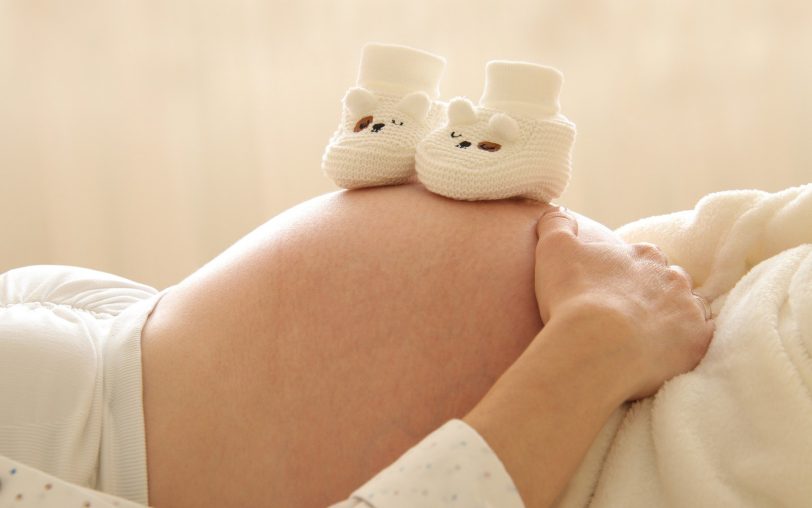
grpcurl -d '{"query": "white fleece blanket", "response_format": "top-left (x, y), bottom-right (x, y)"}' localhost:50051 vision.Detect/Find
top-left (555, 183), bottom-right (812, 508)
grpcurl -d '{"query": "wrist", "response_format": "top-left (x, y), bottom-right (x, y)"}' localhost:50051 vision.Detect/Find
top-left (517, 311), bottom-right (633, 415)
top-left (543, 299), bottom-right (645, 401)
top-left (463, 316), bottom-right (630, 507)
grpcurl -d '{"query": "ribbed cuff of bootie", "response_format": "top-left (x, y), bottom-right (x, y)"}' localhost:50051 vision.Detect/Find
top-left (357, 42), bottom-right (446, 99)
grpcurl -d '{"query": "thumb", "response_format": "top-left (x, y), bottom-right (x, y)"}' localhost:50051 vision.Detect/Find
top-left (536, 206), bottom-right (579, 245)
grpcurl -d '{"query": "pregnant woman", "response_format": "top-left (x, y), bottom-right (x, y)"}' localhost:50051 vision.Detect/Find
top-left (0, 43), bottom-right (713, 508)
top-left (0, 182), bottom-right (713, 508)
top-left (137, 182), bottom-right (714, 507)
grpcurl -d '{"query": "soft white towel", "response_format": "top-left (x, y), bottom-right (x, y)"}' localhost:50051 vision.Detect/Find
top-left (554, 184), bottom-right (812, 508)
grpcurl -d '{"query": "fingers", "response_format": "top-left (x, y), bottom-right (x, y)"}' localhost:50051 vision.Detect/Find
top-left (666, 263), bottom-right (710, 321)
top-left (691, 313), bottom-right (716, 365)
top-left (668, 264), bottom-right (694, 288)
top-left (665, 264), bottom-right (710, 321)
top-left (692, 291), bottom-right (713, 321)
top-left (631, 242), bottom-right (696, 294)
top-left (632, 241), bottom-right (710, 323)
top-left (633, 242), bottom-right (669, 265)
top-left (536, 207), bottom-right (579, 247)
top-left (705, 318), bottom-right (716, 338)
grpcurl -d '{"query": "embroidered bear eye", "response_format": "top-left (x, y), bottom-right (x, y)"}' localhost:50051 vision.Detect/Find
top-left (477, 141), bottom-right (501, 152)
top-left (450, 131), bottom-right (462, 138)
top-left (354, 116), bottom-right (373, 132)
top-left (391, 119), bottom-right (404, 126)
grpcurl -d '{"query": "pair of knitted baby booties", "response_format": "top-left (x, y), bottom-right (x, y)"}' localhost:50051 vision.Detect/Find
top-left (321, 43), bottom-right (576, 203)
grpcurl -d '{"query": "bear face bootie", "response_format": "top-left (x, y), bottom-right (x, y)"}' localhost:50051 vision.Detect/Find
top-left (415, 61), bottom-right (576, 202)
top-left (322, 43), bottom-right (447, 189)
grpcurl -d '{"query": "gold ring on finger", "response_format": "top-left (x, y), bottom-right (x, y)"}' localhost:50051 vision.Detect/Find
top-left (692, 292), bottom-right (712, 320)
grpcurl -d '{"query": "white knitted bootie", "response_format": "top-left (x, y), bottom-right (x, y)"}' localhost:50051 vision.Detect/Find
top-left (415, 61), bottom-right (576, 202)
top-left (322, 43), bottom-right (447, 189)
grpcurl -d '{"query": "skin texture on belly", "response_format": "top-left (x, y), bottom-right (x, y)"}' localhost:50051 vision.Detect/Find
top-left (139, 183), bottom-right (620, 507)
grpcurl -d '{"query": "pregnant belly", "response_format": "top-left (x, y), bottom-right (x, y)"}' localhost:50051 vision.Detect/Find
top-left (139, 182), bottom-right (620, 507)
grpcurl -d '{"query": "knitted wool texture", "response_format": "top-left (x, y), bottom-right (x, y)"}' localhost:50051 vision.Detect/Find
top-left (415, 105), bottom-right (575, 202)
top-left (322, 43), bottom-right (446, 189)
top-left (416, 61), bottom-right (576, 202)
top-left (322, 93), bottom-right (446, 188)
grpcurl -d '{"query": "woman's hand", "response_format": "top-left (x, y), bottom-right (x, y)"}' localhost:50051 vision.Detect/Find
top-left (463, 207), bottom-right (715, 508)
top-left (533, 207), bottom-right (714, 401)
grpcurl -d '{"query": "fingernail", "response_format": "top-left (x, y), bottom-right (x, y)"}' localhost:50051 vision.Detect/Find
top-left (542, 205), bottom-right (569, 218)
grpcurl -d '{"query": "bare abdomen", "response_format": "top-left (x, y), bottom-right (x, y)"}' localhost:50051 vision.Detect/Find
top-left (140, 183), bottom-right (619, 507)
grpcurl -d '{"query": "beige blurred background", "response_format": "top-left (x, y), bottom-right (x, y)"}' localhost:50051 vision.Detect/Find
top-left (1, 1), bottom-right (810, 289)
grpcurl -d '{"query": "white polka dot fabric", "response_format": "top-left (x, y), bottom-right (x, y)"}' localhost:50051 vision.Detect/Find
top-left (334, 419), bottom-right (525, 508)
top-left (0, 455), bottom-right (144, 507)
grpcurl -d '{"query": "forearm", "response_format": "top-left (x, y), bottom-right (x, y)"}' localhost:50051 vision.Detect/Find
top-left (463, 313), bottom-right (630, 508)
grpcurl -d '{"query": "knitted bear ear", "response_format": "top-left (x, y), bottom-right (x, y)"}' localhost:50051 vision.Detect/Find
top-left (488, 113), bottom-right (520, 142)
top-left (343, 87), bottom-right (378, 117)
top-left (447, 97), bottom-right (478, 126)
top-left (395, 91), bottom-right (431, 121)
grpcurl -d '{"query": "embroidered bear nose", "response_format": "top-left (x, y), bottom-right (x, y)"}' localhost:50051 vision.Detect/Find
top-left (456, 140), bottom-right (472, 149)
top-left (477, 141), bottom-right (501, 152)
top-left (371, 123), bottom-right (385, 133)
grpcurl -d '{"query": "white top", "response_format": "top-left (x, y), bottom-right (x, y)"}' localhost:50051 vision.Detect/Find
top-left (0, 265), bottom-right (165, 505)
top-left (0, 420), bottom-right (524, 507)
top-left (334, 419), bottom-right (525, 508)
